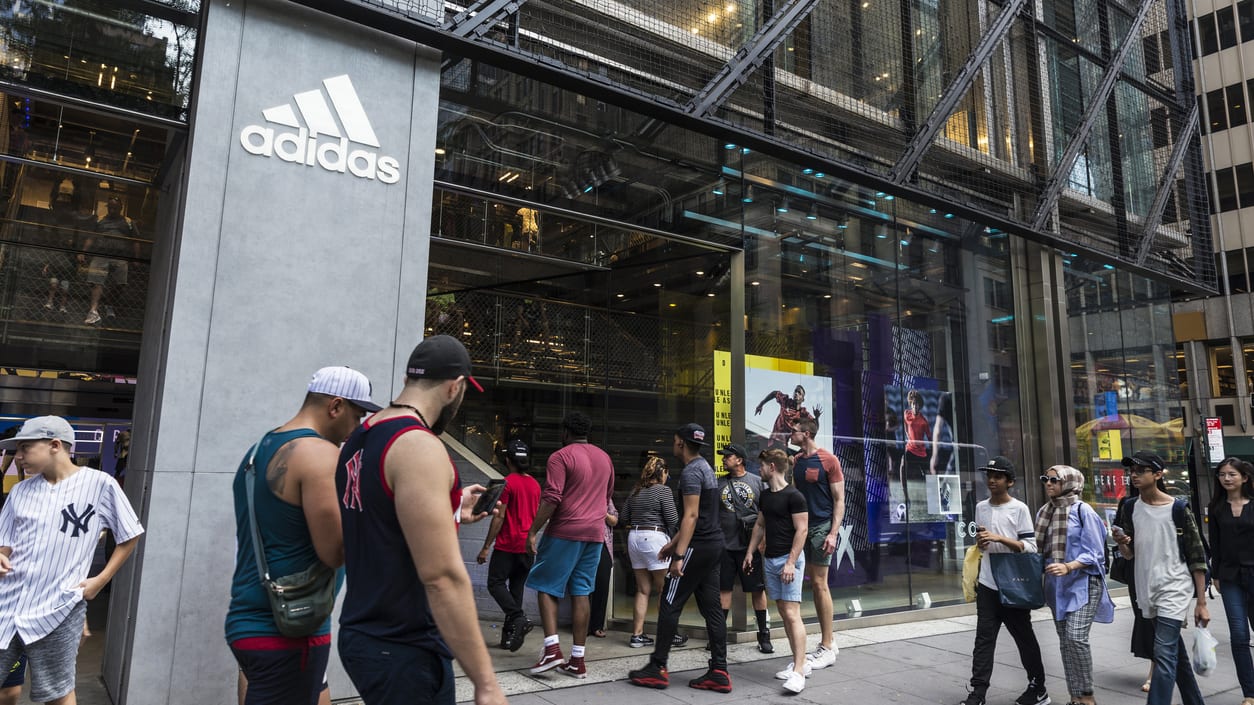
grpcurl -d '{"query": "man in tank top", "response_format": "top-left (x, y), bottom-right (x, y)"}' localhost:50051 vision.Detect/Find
top-left (226, 366), bottom-right (380, 705)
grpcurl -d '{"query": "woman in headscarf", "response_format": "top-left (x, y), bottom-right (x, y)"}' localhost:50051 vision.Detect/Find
top-left (1036, 464), bottom-right (1115, 705)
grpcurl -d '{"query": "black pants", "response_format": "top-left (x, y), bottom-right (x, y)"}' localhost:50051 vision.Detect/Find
top-left (589, 546), bottom-right (612, 632)
top-left (970, 583), bottom-right (1045, 696)
top-left (487, 549), bottom-right (532, 622)
top-left (652, 544), bottom-right (726, 668)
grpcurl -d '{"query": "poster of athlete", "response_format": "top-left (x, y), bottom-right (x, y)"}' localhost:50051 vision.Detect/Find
top-left (745, 367), bottom-right (833, 455)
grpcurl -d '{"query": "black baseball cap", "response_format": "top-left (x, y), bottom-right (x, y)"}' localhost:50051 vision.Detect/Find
top-left (497, 439), bottom-right (530, 468)
top-left (405, 335), bottom-right (483, 392)
top-left (979, 455), bottom-right (1016, 480)
top-left (1122, 451), bottom-right (1165, 472)
top-left (718, 443), bottom-right (747, 459)
top-left (675, 423), bottom-right (710, 447)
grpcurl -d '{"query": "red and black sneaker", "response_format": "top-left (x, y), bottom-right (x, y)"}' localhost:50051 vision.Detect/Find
top-left (688, 667), bottom-right (733, 693)
top-left (529, 645), bottom-right (564, 674)
top-left (628, 661), bottom-right (669, 689)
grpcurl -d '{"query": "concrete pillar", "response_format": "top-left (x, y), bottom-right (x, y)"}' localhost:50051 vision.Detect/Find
top-left (102, 1), bottom-right (442, 702)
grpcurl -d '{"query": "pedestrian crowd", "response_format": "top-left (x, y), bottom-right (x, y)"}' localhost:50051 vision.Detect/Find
top-left (0, 333), bottom-right (1248, 705)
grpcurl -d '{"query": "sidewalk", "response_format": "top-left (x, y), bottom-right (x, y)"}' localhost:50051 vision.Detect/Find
top-left (454, 595), bottom-right (1247, 705)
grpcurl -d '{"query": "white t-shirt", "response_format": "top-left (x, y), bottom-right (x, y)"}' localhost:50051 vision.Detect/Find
top-left (1132, 500), bottom-right (1194, 620)
top-left (975, 497), bottom-right (1037, 589)
top-left (0, 468), bottom-right (144, 643)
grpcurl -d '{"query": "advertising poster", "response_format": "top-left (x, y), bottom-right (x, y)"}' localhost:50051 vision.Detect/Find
top-left (884, 384), bottom-right (956, 525)
top-left (713, 352), bottom-right (833, 457)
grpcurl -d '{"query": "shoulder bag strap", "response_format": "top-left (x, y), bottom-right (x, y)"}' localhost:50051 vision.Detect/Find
top-left (726, 477), bottom-right (755, 518)
top-left (245, 436), bottom-right (272, 583)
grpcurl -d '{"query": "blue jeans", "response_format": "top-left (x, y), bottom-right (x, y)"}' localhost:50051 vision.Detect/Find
top-left (1221, 578), bottom-right (1254, 697)
top-left (1148, 616), bottom-right (1205, 705)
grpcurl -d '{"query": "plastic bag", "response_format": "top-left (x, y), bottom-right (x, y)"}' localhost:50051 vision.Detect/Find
top-left (962, 545), bottom-right (981, 603)
top-left (1192, 626), bottom-right (1218, 677)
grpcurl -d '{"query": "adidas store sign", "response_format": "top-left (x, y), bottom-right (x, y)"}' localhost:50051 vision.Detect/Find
top-left (239, 75), bottom-right (401, 184)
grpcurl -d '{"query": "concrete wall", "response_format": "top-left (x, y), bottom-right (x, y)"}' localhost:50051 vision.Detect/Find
top-left (104, 1), bottom-right (442, 702)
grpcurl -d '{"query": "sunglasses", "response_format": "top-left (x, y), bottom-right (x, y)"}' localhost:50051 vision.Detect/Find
top-left (1039, 475), bottom-right (1062, 484)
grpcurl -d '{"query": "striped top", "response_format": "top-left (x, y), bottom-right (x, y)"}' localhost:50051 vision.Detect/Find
top-left (620, 484), bottom-right (678, 535)
top-left (0, 468), bottom-right (144, 643)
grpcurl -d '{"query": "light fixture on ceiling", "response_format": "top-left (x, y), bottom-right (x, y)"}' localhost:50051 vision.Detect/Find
top-left (742, 185), bottom-right (755, 203)
top-left (806, 203), bottom-right (818, 220)
top-left (712, 177), bottom-right (727, 195)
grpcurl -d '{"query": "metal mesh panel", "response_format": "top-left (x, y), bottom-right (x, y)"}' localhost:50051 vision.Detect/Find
top-left (339, 0), bottom-right (1216, 291)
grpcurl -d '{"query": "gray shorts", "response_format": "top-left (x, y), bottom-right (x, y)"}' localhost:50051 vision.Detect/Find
top-left (0, 600), bottom-right (86, 701)
top-left (85, 256), bottom-right (127, 285)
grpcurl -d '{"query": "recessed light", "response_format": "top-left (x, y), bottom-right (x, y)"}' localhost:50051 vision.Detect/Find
top-left (653, 283), bottom-right (662, 287)
top-left (751, 281), bottom-right (760, 286)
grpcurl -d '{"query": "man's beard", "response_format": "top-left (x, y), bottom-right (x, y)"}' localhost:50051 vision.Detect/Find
top-left (429, 389), bottom-right (465, 435)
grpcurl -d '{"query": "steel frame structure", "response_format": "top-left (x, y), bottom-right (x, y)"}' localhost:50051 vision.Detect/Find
top-left (292, 0), bottom-right (1215, 293)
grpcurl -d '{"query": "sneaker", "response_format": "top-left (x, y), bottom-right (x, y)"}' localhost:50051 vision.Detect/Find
top-left (104, 306), bottom-right (116, 318)
top-left (84, 311), bottom-right (101, 324)
top-left (775, 663), bottom-right (812, 680)
top-left (499, 624), bottom-right (513, 649)
top-left (1013, 685), bottom-right (1049, 705)
top-left (671, 633), bottom-right (689, 647)
top-left (557, 657), bottom-right (586, 679)
top-left (628, 662), bottom-right (669, 689)
top-left (629, 633), bottom-right (654, 648)
top-left (529, 645), bottom-right (564, 674)
top-left (506, 617), bottom-right (533, 652)
top-left (782, 671), bottom-right (806, 694)
top-left (959, 694), bottom-right (986, 705)
top-left (757, 629), bottom-right (775, 654)
top-left (43, 302), bottom-right (52, 310)
top-left (806, 643), bottom-right (837, 669)
top-left (688, 667), bottom-right (732, 693)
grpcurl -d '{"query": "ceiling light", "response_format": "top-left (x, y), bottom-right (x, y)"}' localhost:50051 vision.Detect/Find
top-left (824, 294), bottom-right (832, 298)
top-left (742, 185), bottom-right (755, 203)
top-left (653, 282), bottom-right (662, 287)
top-left (751, 281), bottom-right (761, 286)
top-left (712, 177), bottom-right (727, 195)
top-left (806, 204), bottom-right (818, 220)
top-left (777, 198), bottom-right (790, 213)
top-left (616, 293), bottom-right (625, 298)
top-left (696, 270), bottom-right (705, 275)
top-left (669, 302), bottom-right (678, 307)
top-left (707, 12), bottom-right (718, 22)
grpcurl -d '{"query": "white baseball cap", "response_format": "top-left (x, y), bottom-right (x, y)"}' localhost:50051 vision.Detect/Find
top-left (0, 416), bottom-right (76, 450)
top-left (307, 366), bottom-right (382, 412)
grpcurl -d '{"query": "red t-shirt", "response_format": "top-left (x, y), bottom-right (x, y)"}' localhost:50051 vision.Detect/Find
top-left (495, 473), bottom-right (540, 553)
top-left (903, 409), bottom-right (929, 457)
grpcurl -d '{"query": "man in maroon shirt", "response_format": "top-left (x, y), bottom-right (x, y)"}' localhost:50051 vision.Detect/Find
top-left (525, 412), bottom-right (615, 679)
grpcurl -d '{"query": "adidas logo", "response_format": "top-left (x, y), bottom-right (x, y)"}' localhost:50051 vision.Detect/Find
top-left (239, 74), bottom-right (401, 184)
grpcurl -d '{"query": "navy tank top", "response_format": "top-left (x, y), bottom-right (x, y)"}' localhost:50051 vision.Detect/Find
top-left (336, 414), bottom-right (461, 655)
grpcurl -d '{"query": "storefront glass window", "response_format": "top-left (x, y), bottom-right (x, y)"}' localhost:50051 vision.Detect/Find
top-left (0, 2), bottom-right (198, 120)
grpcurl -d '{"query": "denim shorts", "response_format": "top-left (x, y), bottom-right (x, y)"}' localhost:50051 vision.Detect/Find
top-left (526, 535), bottom-right (602, 598)
top-left (764, 554), bottom-right (805, 602)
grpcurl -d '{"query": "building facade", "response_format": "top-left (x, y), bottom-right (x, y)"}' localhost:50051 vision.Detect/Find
top-left (0, 0), bottom-right (1212, 702)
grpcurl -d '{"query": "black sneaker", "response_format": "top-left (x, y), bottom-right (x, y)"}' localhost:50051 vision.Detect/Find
top-left (1014, 685), bottom-right (1049, 705)
top-left (671, 633), bottom-right (689, 647)
top-left (506, 617), bottom-right (533, 652)
top-left (628, 662), bottom-right (669, 689)
top-left (499, 623), bottom-right (513, 649)
top-left (959, 694), bottom-right (985, 705)
top-left (629, 633), bottom-right (654, 648)
top-left (688, 667), bottom-right (732, 693)
top-left (757, 629), bottom-right (775, 654)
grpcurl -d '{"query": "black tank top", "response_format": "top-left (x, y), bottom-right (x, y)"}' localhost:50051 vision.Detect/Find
top-left (336, 414), bottom-right (461, 654)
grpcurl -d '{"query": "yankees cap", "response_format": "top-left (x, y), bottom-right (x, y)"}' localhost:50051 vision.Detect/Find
top-left (0, 416), bottom-right (76, 450)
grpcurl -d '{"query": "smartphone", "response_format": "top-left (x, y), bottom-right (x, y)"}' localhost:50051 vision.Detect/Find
top-left (472, 480), bottom-right (506, 516)
top-left (1111, 525), bottom-right (1126, 538)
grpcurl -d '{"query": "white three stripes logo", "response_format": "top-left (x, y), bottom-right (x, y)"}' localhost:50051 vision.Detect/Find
top-left (261, 75), bottom-right (380, 147)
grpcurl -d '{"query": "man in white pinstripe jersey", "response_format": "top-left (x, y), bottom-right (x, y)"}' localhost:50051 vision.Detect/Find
top-left (0, 416), bottom-right (144, 705)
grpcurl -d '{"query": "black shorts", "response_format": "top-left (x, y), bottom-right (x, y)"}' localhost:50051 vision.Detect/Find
top-left (230, 635), bottom-right (330, 705)
top-left (1, 654), bottom-right (25, 689)
top-left (720, 548), bottom-right (764, 592)
top-left (340, 629), bottom-right (454, 705)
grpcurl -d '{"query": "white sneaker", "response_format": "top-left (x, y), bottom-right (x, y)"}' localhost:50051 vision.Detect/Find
top-left (806, 644), bottom-right (837, 669)
top-left (782, 671), bottom-right (806, 694)
top-left (775, 663), bottom-right (812, 680)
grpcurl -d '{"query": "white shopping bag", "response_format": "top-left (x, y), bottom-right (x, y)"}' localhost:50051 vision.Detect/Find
top-left (1192, 626), bottom-right (1218, 677)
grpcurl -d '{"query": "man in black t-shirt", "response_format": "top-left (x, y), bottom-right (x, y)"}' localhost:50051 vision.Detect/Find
top-left (629, 424), bottom-right (731, 693)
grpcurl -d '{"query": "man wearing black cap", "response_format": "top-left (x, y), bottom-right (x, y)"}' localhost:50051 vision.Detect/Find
top-left (716, 443), bottom-right (772, 653)
top-left (335, 335), bottom-right (505, 705)
top-left (1113, 451), bottom-right (1209, 705)
top-left (478, 439), bottom-right (541, 652)
top-left (629, 423), bottom-right (731, 693)
top-left (959, 456), bottom-right (1048, 705)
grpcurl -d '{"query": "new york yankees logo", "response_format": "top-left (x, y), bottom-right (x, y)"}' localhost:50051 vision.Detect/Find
top-left (60, 502), bottom-right (96, 537)
top-left (342, 449), bottom-right (364, 511)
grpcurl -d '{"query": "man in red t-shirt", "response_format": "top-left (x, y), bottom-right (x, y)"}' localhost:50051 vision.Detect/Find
top-left (477, 439), bottom-right (541, 652)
